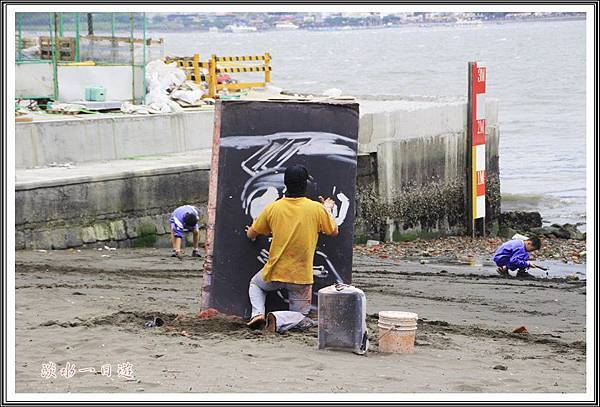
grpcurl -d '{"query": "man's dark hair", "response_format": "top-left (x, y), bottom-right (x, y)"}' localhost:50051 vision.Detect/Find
top-left (284, 165), bottom-right (311, 198)
top-left (529, 236), bottom-right (541, 250)
top-left (183, 212), bottom-right (198, 228)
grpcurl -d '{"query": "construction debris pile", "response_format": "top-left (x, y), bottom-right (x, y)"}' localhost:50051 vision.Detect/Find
top-left (121, 59), bottom-right (213, 115)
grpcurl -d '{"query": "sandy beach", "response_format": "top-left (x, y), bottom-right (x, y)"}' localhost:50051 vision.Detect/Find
top-left (14, 237), bottom-right (586, 394)
top-left (10, 8), bottom-right (591, 401)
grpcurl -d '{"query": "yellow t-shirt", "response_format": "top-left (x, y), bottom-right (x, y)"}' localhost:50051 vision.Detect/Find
top-left (251, 197), bottom-right (337, 285)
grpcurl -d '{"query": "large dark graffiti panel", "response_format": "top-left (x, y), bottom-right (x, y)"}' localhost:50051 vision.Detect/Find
top-left (203, 100), bottom-right (359, 317)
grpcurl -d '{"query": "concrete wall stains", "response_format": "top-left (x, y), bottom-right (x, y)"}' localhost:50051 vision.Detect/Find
top-left (15, 167), bottom-right (209, 250)
top-left (15, 97), bottom-right (501, 249)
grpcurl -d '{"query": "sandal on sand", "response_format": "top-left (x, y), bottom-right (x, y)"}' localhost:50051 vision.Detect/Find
top-left (247, 314), bottom-right (266, 330)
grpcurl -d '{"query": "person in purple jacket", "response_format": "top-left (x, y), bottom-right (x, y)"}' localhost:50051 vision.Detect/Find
top-left (493, 236), bottom-right (541, 278)
top-left (169, 205), bottom-right (202, 258)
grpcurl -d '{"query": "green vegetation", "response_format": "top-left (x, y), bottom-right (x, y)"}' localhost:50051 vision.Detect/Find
top-left (135, 222), bottom-right (157, 247)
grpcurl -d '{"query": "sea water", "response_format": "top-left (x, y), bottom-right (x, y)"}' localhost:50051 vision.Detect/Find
top-left (158, 19), bottom-right (587, 225)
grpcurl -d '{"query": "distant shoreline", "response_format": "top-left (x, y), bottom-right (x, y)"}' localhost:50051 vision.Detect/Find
top-left (18, 15), bottom-right (585, 36)
top-left (151, 15), bottom-right (587, 34)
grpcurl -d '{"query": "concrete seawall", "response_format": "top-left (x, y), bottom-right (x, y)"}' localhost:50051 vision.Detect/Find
top-left (354, 97), bottom-right (499, 241)
top-left (15, 97), bottom-right (500, 249)
top-left (16, 151), bottom-right (211, 250)
top-left (16, 110), bottom-right (214, 168)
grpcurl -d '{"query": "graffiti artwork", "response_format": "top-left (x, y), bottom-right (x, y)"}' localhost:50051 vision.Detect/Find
top-left (203, 100), bottom-right (359, 317)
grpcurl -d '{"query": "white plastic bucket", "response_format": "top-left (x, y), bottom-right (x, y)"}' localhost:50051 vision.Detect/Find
top-left (378, 311), bottom-right (418, 353)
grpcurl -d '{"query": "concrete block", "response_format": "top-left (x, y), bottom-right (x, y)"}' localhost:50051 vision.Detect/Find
top-left (57, 65), bottom-right (144, 103)
top-left (364, 102), bottom-right (469, 153)
top-left (15, 230), bottom-right (30, 250)
top-left (64, 229), bottom-right (83, 248)
top-left (358, 112), bottom-right (373, 147)
top-left (116, 116), bottom-right (177, 158)
top-left (124, 218), bottom-right (140, 239)
top-left (49, 229), bottom-right (68, 250)
top-left (31, 229), bottom-right (67, 250)
top-left (197, 205), bottom-right (208, 227)
top-left (34, 231), bottom-right (53, 250)
top-left (50, 229), bottom-right (67, 250)
top-left (153, 215), bottom-right (166, 235)
top-left (16, 110), bottom-right (214, 168)
top-left (16, 63), bottom-right (54, 102)
top-left (81, 227), bottom-right (97, 244)
top-left (109, 220), bottom-right (127, 241)
top-left (138, 217), bottom-right (157, 234)
top-left (162, 214), bottom-right (172, 235)
top-left (370, 111), bottom-right (392, 147)
top-left (24, 232), bottom-right (36, 250)
top-left (181, 111), bottom-right (215, 150)
top-left (37, 119), bottom-right (116, 166)
top-left (155, 235), bottom-right (172, 248)
top-left (94, 223), bottom-right (111, 241)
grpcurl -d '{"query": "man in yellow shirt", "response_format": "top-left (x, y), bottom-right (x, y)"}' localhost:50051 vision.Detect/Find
top-left (245, 165), bottom-right (339, 329)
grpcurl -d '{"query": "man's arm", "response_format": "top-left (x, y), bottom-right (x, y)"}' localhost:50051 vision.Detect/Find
top-left (327, 221), bottom-right (339, 237)
top-left (245, 206), bottom-right (271, 241)
top-left (319, 196), bottom-right (339, 237)
top-left (245, 225), bottom-right (260, 241)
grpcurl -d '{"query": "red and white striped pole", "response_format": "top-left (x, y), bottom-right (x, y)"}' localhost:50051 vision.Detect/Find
top-left (468, 61), bottom-right (486, 237)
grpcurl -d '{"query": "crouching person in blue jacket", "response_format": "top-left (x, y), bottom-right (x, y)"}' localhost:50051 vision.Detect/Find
top-left (493, 236), bottom-right (541, 279)
top-left (169, 205), bottom-right (202, 259)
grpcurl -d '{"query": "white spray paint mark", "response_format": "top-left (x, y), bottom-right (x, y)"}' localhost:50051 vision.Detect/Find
top-left (334, 192), bottom-right (350, 226)
top-left (249, 186), bottom-right (280, 219)
top-left (222, 132), bottom-right (357, 176)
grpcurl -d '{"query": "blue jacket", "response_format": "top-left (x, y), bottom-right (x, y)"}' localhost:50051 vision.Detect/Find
top-left (169, 205), bottom-right (200, 237)
top-left (493, 239), bottom-right (529, 270)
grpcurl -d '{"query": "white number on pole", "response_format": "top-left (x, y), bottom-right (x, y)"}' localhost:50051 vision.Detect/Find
top-left (477, 68), bottom-right (486, 82)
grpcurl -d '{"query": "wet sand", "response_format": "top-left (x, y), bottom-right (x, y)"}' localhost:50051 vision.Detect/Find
top-left (15, 247), bottom-right (586, 393)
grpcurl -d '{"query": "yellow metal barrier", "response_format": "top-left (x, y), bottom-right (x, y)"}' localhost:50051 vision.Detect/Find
top-left (165, 52), bottom-right (271, 98)
top-left (167, 54), bottom-right (208, 83)
top-left (216, 55), bottom-right (267, 62)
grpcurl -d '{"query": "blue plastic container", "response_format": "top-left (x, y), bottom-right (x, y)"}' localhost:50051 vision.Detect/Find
top-left (85, 86), bottom-right (106, 102)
